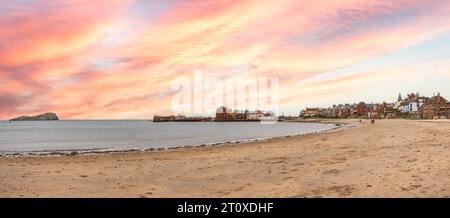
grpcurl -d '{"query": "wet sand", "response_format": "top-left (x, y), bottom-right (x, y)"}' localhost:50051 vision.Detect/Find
top-left (1, 119), bottom-right (449, 197)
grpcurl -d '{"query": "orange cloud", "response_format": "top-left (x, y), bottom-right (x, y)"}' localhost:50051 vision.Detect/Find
top-left (1, 0), bottom-right (450, 119)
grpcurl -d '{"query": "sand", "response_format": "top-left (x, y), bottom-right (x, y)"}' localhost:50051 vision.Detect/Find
top-left (1, 119), bottom-right (449, 197)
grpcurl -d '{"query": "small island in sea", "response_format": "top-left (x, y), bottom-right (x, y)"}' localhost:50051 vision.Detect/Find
top-left (9, 112), bottom-right (59, 121)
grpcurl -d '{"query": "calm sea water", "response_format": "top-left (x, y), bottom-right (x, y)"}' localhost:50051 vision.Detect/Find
top-left (0, 121), bottom-right (335, 154)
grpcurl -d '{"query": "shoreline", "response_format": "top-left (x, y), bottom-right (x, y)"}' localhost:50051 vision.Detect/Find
top-left (2, 119), bottom-right (449, 197)
top-left (0, 121), bottom-right (346, 158)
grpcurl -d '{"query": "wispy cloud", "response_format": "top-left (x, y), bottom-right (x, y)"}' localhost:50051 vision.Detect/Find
top-left (1, 0), bottom-right (449, 119)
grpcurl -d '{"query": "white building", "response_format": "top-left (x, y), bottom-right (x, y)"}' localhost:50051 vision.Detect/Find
top-left (398, 96), bottom-right (427, 113)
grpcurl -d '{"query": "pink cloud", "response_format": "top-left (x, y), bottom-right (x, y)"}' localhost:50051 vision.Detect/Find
top-left (1, 0), bottom-right (449, 119)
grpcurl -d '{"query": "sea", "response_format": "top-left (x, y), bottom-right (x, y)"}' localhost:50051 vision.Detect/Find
top-left (0, 120), bottom-right (336, 155)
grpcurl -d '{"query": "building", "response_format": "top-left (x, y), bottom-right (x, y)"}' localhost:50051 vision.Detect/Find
top-left (374, 103), bottom-right (386, 119)
top-left (398, 93), bottom-right (428, 113)
top-left (234, 109), bottom-right (246, 120)
top-left (215, 106), bottom-right (235, 121)
top-left (421, 93), bottom-right (450, 119)
top-left (356, 102), bottom-right (368, 117)
top-left (303, 108), bottom-right (322, 117)
top-left (215, 106), bottom-right (270, 121)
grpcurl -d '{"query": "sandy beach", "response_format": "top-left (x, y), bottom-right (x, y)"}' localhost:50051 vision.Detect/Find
top-left (1, 119), bottom-right (449, 197)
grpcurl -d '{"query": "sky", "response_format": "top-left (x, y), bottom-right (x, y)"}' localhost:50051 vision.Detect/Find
top-left (1, 0), bottom-right (450, 119)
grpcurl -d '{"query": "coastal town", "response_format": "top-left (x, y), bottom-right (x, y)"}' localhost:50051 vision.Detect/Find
top-left (301, 92), bottom-right (450, 119)
top-left (153, 106), bottom-right (276, 122)
top-left (154, 92), bottom-right (450, 122)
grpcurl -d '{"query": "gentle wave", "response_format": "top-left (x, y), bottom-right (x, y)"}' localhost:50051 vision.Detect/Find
top-left (0, 124), bottom-right (340, 157)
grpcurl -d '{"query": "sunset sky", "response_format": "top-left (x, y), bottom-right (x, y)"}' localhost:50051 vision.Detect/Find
top-left (1, 0), bottom-right (450, 119)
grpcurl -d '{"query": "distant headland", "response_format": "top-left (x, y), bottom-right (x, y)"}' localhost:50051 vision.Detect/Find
top-left (9, 112), bottom-right (59, 121)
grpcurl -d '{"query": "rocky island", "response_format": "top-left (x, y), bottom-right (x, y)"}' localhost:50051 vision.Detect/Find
top-left (9, 112), bottom-right (59, 121)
